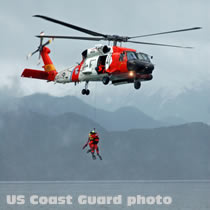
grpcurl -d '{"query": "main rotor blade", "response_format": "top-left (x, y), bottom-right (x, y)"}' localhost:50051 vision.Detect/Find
top-left (33, 15), bottom-right (107, 38)
top-left (36, 35), bottom-right (105, 41)
top-left (127, 40), bottom-right (193, 48)
top-left (129, 27), bottom-right (202, 39)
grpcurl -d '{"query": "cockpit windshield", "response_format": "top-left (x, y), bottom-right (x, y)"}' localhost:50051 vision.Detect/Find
top-left (136, 52), bottom-right (151, 62)
top-left (126, 51), bottom-right (138, 60)
top-left (126, 51), bottom-right (151, 62)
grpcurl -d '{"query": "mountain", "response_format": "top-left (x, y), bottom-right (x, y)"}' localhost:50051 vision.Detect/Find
top-left (129, 83), bottom-right (210, 125)
top-left (6, 93), bottom-right (165, 130)
top-left (0, 109), bottom-right (209, 181)
top-left (0, 109), bottom-right (106, 180)
top-left (91, 81), bottom-right (210, 125)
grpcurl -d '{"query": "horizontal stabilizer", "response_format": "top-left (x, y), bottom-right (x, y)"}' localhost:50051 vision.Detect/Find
top-left (21, 69), bottom-right (49, 80)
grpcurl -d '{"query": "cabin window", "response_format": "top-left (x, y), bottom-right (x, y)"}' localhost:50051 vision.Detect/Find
top-left (119, 52), bottom-right (125, 61)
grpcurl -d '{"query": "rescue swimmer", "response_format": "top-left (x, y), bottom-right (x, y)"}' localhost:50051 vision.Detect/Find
top-left (82, 129), bottom-right (102, 160)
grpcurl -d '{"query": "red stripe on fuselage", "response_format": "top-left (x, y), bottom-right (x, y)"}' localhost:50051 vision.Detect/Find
top-left (71, 60), bottom-right (84, 82)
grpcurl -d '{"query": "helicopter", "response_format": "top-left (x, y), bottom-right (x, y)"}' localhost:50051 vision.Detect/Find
top-left (21, 15), bottom-right (201, 95)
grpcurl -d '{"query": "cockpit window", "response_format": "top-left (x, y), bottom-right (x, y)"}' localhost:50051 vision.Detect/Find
top-left (137, 53), bottom-right (144, 60)
top-left (127, 51), bottom-right (138, 60)
top-left (119, 52), bottom-right (125, 61)
top-left (137, 52), bottom-right (150, 62)
top-left (126, 51), bottom-right (151, 62)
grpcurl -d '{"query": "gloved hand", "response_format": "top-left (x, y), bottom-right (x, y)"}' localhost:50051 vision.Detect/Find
top-left (82, 144), bottom-right (88, 150)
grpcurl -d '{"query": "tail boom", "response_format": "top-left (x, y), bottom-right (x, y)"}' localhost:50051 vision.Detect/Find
top-left (41, 47), bottom-right (56, 72)
top-left (21, 46), bottom-right (57, 81)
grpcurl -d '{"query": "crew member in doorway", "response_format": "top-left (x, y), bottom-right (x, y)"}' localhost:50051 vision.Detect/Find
top-left (82, 128), bottom-right (102, 160)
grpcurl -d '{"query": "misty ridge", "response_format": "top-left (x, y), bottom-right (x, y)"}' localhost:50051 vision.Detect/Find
top-left (0, 93), bottom-right (209, 180)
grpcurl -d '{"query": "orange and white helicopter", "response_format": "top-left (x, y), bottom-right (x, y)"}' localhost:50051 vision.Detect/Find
top-left (21, 15), bottom-right (201, 95)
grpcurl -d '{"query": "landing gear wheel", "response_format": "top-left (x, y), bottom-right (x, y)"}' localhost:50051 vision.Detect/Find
top-left (86, 89), bottom-right (90, 95)
top-left (82, 89), bottom-right (86, 95)
top-left (82, 81), bottom-right (90, 95)
top-left (134, 81), bottom-right (141, 89)
top-left (102, 76), bottom-right (110, 85)
top-left (81, 89), bottom-right (90, 95)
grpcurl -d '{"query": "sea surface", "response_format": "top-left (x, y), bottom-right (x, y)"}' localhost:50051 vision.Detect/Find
top-left (0, 180), bottom-right (209, 209)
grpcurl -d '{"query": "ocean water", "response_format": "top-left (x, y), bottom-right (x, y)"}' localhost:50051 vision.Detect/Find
top-left (0, 180), bottom-right (209, 209)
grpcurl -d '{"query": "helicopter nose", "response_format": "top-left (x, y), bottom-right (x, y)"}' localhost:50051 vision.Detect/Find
top-left (145, 63), bottom-right (154, 72)
top-left (127, 60), bottom-right (144, 71)
top-left (127, 60), bottom-right (154, 73)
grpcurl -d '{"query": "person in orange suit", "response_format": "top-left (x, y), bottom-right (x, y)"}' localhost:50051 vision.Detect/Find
top-left (83, 129), bottom-right (102, 160)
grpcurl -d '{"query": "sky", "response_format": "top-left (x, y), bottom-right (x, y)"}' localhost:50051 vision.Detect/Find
top-left (1, 0), bottom-right (210, 110)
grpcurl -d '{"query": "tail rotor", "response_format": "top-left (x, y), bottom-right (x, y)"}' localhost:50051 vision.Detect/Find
top-left (26, 31), bottom-right (53, 63)
top-left (38, 31), bottom-right (44, 60)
